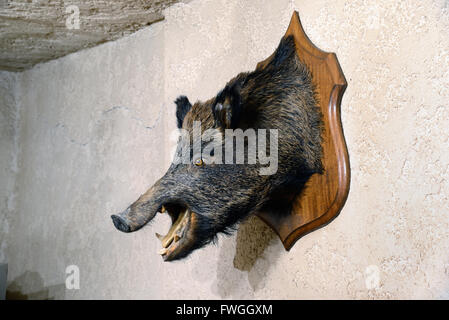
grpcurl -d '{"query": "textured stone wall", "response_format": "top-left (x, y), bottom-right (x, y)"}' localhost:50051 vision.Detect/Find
top-left (0, 0), bottom-right (184, 71)
top-left (3, 0), bottom-right (449, 299)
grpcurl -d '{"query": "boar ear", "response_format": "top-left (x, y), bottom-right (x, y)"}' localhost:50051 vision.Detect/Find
top-left (212, 82), bottom-right (242, 129)
top-left (175, 95), bottom-right (192, 128)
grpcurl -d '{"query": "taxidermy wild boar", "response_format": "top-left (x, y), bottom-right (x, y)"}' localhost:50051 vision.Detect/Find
top-left (111, 35), bottom-right (323, 261)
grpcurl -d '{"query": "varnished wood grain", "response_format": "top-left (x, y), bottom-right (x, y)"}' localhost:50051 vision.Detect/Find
top-left (255, 11), bottom-right (350, 250)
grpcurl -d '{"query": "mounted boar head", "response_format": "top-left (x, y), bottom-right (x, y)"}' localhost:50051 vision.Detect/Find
top-left (111, 36), bottom-right (323, 261)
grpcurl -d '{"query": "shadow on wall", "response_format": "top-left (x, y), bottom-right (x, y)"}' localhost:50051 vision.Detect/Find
top-left (215, 216), bottom-right (281, 297)
top-left (6, 271), bottom-right (65, 300)
top-left (233, 216), bottom-right (278, 271)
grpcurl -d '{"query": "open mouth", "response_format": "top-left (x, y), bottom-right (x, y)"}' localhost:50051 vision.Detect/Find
top-left (155, 203), bottom-right (192, 261)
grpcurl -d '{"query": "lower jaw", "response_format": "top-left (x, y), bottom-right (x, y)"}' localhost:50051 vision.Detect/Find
top-left (155, 205), bottom-right (192, 260)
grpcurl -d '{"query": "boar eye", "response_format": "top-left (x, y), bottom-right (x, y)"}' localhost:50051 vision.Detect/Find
top-left (194, 158), bottom-right (204, 167)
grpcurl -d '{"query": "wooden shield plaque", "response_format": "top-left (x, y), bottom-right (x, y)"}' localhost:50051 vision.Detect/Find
top-left (255, 11), bottom-right (350, 250)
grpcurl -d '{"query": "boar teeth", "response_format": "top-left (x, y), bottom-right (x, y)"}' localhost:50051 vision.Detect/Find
top-left (155, 233), bottom-right (164, 241)
top-left (163, 237), bottom-right (174, 248)
top-left (158, 248), bottom-right (168, 255)
top-left (156, 208), bottom-right (191, 251)
top-left (160, 206), bottom-right (166, 213)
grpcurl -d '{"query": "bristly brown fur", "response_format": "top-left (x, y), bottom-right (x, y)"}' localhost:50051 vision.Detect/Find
top-left (113, 35), bottom-right (323, 261)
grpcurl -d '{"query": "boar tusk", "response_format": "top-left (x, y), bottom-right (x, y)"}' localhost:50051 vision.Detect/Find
top-left (160, 206), bottom-right (166, 213)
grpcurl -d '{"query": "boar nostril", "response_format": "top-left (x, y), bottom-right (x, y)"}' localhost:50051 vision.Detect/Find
top-left (111, 215), bottom-right (131, 233)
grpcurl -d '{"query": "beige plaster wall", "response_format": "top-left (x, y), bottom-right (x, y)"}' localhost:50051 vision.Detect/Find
top-left (0, 71), bottom-right (19, 265)
top-left (3, 0), bottom-right (449, 299)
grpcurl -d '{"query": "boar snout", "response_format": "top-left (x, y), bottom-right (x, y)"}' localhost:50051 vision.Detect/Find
top-left (111, 203), bottom-right (159, 233)
top-left (111, 212), bottom-right (132, 233)
top-left (111, 181), bottom-right (164, 233)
